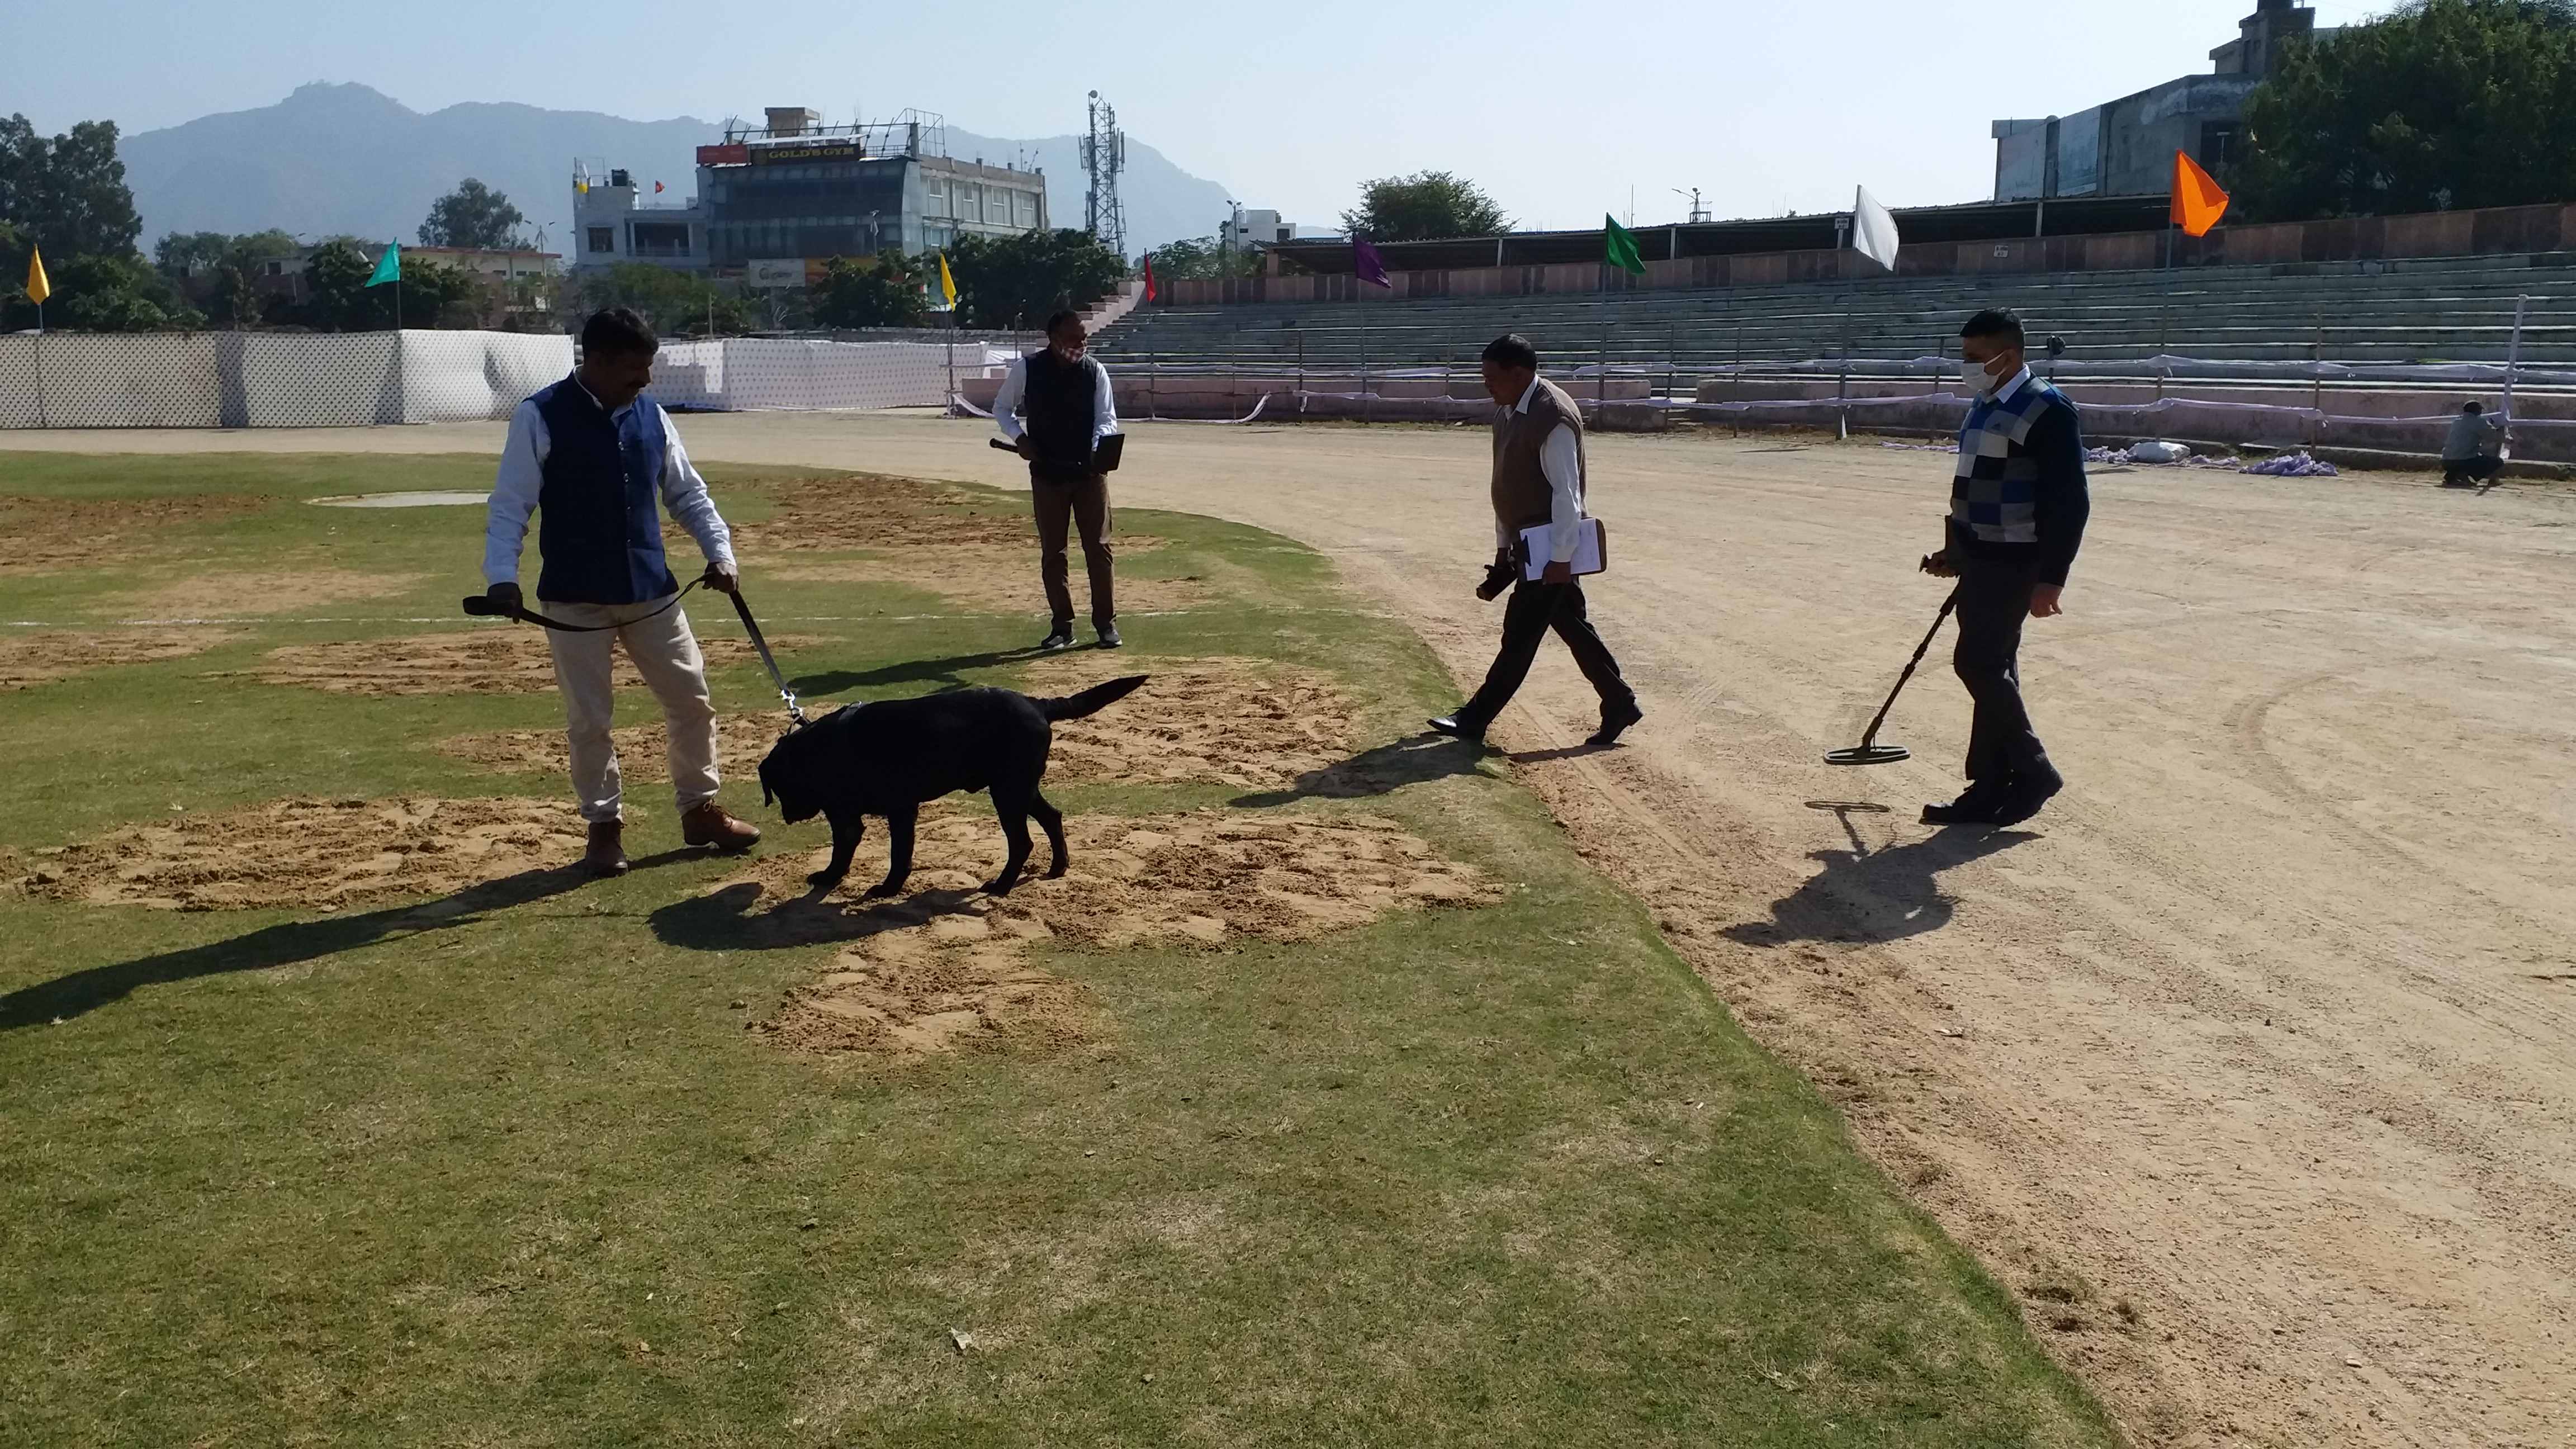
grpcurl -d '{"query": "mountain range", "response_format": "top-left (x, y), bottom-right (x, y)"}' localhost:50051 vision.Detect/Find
top-left (118, 83), bottom-right (1234, 258)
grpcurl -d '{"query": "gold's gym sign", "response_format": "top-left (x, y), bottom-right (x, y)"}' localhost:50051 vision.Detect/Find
top-left (750, 143), bottom-right (862, 166)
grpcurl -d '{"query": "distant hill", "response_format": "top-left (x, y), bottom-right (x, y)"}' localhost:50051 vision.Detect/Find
top-left (120, 83), bottom-right (1234, 257)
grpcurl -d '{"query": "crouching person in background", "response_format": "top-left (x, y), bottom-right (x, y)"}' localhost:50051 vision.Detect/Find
top-left (481, 306), bottom-right (763, 876)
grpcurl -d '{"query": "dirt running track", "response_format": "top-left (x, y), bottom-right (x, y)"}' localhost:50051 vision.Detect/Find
top-left (16, 413), bottom-right (2576, 1447)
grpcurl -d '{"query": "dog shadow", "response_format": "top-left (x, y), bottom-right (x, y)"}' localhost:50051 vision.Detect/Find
top-left (0, 850), bottom-right (704, 1031)
top-left (1722, 825), bottom-right (2033, 947)
top-left (790, 646), bottom-right (1048, 700)
top-left (648, 878), bottom-right (993, 953)
top-left (1230, 732), bottom-right (1492, 807)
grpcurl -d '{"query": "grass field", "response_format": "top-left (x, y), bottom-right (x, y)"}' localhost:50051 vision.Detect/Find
top-left (0, 451), bottom-right (2120, 1447)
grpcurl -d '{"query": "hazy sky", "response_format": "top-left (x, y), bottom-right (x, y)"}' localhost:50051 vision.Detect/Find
top-left (8, 0), bottom-right (2393, 232)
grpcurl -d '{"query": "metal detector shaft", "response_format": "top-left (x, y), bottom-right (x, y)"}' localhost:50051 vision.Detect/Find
top-left (1855, 590), bottom-right (1959, 750)
top-left (726, 589), bottom-right (807, 727)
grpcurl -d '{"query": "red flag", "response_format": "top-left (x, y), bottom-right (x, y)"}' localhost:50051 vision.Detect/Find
top-left (654, 180), bottom-right (665, 194)
top-left (2171, 151), bottom-right (2230, 237)
top-left (1143, 254), bottom-right (1157, 302)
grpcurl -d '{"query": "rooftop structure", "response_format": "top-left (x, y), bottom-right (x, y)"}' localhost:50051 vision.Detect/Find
top-left (572, 108), bottom-right (1049, 280)
top-left (1991, 0), bottom-right (2338, 203)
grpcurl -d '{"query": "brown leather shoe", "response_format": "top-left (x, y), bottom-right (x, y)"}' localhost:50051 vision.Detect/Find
top-left (680, 801), bottom-right (761, 851)
top-left (584, 820), bottom-right (629, 876)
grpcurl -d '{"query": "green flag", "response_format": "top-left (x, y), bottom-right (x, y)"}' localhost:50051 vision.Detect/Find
top-left (1603, 215), bottom-right (1645, 276)
top-left (365, 242), bottom-right (401, 287)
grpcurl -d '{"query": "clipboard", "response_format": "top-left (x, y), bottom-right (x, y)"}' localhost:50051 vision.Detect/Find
top-left (1520, 518), bottom-right (1607, 581)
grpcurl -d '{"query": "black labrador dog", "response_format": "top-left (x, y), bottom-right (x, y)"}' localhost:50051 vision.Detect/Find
top-left (757, 675), bottom-right (1146, 898)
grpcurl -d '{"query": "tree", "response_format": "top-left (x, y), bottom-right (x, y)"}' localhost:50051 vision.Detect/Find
top-left (420, 178), bottom-right (530, 250)
top-left (1339, 172), bottom-right (1509, 242)
top-left (943, 229), bottom-right (1126, 330)
top-left (156, 229), bottom-right (299, 328)
top-left (2237, 0), bottom-right (2576, 220)
top-left (578, 262), bottom-right (753, 337)
top-left (1145, 235), bottom-right (1263, 281)
top-left (811, 250), bottom-right (930, 329)
top-left (296, 238), bottom-right (477, 330)
top-left (0, 115), bottom-right (143, 261)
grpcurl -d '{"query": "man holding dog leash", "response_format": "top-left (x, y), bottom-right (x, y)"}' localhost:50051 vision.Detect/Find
top-left (1429, 333), bottom-right (1642, 749)
top-left (1920, 307), bottom-right (2090, 828)
top-left (482, 306), bottom-right (764, 876)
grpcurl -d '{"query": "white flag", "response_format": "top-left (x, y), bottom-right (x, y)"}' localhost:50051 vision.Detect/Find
top-left (1852, 186), bottom-right (1901, 272)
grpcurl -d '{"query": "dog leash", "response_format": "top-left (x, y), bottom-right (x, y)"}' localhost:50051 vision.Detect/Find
top-left (461, 576), bottom-right (807, 729)
top-left (461, 577), bottom-right (701, 633)
top-left (724, 588), bottom-right (807, 728)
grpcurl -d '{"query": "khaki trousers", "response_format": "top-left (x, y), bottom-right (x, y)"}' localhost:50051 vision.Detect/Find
top-left (539, 594), bottom-right (721, 824)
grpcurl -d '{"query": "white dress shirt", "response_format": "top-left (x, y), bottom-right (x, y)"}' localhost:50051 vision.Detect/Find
top-left (482, 377), bottom-right (735, 590)
top-left (1499, 375), bottom-right (1588, 564)
top-left (991, 351), bottom-right (1121, 443)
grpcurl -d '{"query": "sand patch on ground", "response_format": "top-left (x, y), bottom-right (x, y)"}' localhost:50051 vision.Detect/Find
top-left (725, 474), bottom-right (1032, 552)
top-left (766, 543), bottom-right (1199, 613)
top-left (100, 567), bottom-right (429, 620)
top-left (1025, 655), bottom-right (1356, 789)
top-left (252, 629), bottom-right (817, 696)
top-left (0, 493), bottom-right (268, 572)
top-left (1, 628), bottom-right (245, 689)
top-left (435, 712), bottom-right (797, 779)
top-left (18, 795), bottom-right (590, 910)
top-left (714, 809), bottom-right (1498, 1058)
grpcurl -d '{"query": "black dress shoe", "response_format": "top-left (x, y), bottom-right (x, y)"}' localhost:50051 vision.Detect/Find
top-left (1921, 779), bottom-right (2009, 827)
top-left (1588, 700), bottom-right (1644, 747)
top-left (1990, 768), bottom-right (2065, 827)
top-left (1427, 715), bottom-right (1485, 744)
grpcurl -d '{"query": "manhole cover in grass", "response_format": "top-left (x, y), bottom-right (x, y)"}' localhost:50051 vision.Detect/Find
top-left (308, 492), bottom-right (492, 508)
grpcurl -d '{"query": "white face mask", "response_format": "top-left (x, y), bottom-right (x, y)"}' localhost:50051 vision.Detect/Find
top-left (1980, 353), bottom-right (2018, 385)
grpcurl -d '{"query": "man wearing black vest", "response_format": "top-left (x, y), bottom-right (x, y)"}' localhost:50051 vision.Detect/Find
top-left (1921, 307), bottom-right (2091, 828)
top-left (483, 307), bottom-right (764, 876)
top-left (993, 310), bottom-right (1123, 650)
top-left (1429, 334), bottom-right (1641, 748)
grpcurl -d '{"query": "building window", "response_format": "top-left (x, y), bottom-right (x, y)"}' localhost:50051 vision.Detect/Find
top-left (2200, 121), bottom-right (2240, 171)
top-left (629, 222), bottom-right (691, 258)
top-left (588, 226), bottom-right (616, 254)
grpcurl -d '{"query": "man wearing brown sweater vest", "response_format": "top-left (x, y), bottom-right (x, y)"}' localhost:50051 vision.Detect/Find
top-left (1430, 334), bottom-right (1641, 748)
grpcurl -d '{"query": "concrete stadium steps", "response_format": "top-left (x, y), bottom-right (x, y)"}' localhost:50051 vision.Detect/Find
top-left (1090, 255), bottom-right (2576, 377)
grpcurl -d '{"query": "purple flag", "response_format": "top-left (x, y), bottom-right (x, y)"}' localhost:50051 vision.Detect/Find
top-left (1353, 239), bottom-right (1391, 288)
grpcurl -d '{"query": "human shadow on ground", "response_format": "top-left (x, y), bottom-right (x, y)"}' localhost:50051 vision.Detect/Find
top-left (1722, 824), bottom-right (2034, 948)
top-left (1229, 732), bottom-right (1492, 808)
top-left (1, 850), bottom-right (704, 1032)
top-left (650, 879), bottom-right (988, 954)
top-left (1506, 742), bottom-right (1620, 765)
top-left (789, 645), bottom-right (1050, 700)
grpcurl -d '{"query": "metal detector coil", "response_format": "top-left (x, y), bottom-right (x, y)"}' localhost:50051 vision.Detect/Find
top-left (1824, 589), bottom-right (1959, 766)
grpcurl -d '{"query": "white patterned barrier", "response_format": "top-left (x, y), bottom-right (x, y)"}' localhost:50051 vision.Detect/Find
top-left (0, 330), bottom-right (575, 429)
top-left (651, 339), bottom-right (1012, 413)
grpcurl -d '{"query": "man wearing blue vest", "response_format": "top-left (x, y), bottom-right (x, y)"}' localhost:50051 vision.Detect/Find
top-left (1921, 308), bottom-right (2090, 828)
top-left (483, 307), bottom-right (763, 875)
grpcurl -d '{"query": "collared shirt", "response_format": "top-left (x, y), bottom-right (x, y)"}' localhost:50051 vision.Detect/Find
top-left (482, 375), bottom-right (735, 588)
top-left (1498, 375), bottom-right (1588, 563)
top-left (991, 351), bottom-right (1120, 443)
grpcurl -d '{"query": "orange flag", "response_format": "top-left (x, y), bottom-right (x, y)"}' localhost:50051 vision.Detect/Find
top-left (2172, 150), bottom-right (2231, 237)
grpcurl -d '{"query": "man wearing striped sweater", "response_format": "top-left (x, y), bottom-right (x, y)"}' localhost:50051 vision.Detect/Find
top-left (1921, 308), bottom-right (2090, 828)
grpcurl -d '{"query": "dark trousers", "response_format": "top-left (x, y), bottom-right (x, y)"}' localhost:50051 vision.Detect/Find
top-left (1031, 470), bottom-right (1114, 629)
top-left (2444, 454), bottom-right (2503, 484)
top-left (1457, 577), bottom-right (1635, 731)
top-left (1951, 556), bottom-right (2054, 785)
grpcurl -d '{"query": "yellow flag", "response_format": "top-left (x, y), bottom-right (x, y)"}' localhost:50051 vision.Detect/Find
top-left (26, 244), bottom-right (50, 306)
top-left (937, 250), bottom-right (957, 308)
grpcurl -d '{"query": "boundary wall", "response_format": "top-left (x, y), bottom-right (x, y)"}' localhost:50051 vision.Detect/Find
top-left (0, 330), bottom-right (571, 429)
top-left (0, 333), bottom-right (1015, 428)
